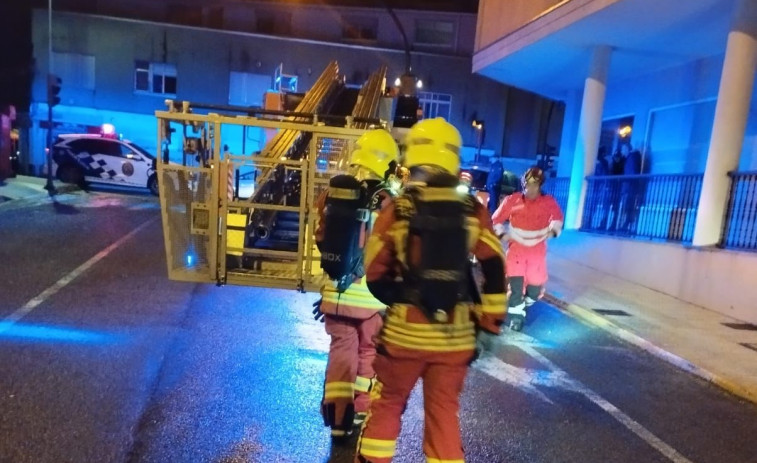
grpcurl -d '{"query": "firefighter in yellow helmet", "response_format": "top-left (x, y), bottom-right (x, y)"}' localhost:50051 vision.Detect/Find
top-left (355, 118), bottom-right (507, 463)
top-left (313, 128), bottom-right (399, 441)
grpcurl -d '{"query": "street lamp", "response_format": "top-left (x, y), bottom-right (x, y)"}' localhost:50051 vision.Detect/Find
top-left (472, 119), bottom-right (484, 163)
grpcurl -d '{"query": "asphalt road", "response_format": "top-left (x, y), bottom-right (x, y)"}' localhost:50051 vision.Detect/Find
top-left (1, 191), bottom-right (756, 463)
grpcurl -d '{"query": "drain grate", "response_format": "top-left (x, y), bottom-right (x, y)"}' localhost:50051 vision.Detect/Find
top-left (740, 343), bottom-right (757, 353)
top-left (722, 323), bottom-right (757, 331)
top-left (593, 309), bottom-right (631, 317)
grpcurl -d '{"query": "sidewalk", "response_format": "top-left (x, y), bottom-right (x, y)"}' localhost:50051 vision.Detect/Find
top-left (0, 175), bottom-right (79, 207)
top-left (544, 249), bottom-right (757, 405)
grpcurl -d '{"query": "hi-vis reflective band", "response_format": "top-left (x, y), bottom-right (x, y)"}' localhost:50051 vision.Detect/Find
top-left (329, 188), bottom-right (360, 200)
top-left (322, 284), bottom-right (386, 310)
top-left (358, 437), bottom-right (396, 459)
top-left (354, 376), bottom-right (373, 393)
top-left (407, 137), bottom-right (461, 155)
top-left (421, 269), bottom-right (462, 281)
top-left (481, 293), bottom-right (507, 312)
top-left (381, 307), bottom-right (477, 352)
top-left (427, 457), bottom-right (465, 463)
top-left (418, 187), bottom-right (464, 202)
top-left (324, 381), bottom-right (354, 400)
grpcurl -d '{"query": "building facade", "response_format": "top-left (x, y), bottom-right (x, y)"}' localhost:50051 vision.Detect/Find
top-left (474, 0), bottom-right (757, 323)
top-left (26, 1), bottom-right (561, 177)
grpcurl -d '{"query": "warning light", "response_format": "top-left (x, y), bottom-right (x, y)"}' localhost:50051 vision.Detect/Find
top-left (101, 123), bottom-right (117, 138)
top-left (618, 125), bottom-right (632, 138)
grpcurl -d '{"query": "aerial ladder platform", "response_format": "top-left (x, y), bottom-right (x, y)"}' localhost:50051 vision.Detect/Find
top-left (155, 62), bottom-right (389, 292)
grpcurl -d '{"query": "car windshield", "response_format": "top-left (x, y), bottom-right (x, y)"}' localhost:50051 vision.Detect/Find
top-left (461, 168), bottom-right (489, 190)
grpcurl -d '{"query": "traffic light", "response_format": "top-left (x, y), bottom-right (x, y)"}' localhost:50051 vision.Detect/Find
top-left (47, 74), bottom-right (62, 107)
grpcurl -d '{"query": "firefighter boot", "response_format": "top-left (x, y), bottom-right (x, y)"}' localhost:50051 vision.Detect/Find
top-left (323, 402), bottom-right (356, 442)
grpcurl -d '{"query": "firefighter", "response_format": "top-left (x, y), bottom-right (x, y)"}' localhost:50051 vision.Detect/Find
top-left (492, 166), bottom-right (564, 332)
top-left (355, 118), bottom-right (507, 463)
top-left (313, 128), bottom-right (400, 441)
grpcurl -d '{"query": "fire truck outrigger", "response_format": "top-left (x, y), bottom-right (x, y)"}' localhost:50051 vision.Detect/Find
top-left (154, 62), bottom-right (401, 292)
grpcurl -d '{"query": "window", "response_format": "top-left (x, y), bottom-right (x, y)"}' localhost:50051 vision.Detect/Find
top-left (418, 92), bottom-right (452, 121)
top-left (342, 15), bottom-right (378, 41)
top-left (69, 139), bottom-right (121, 157)
top-left (229, 71), bottom-right (270, 106)
top-left (256, 10), bottom-right (291, 35)
top-left (414, 19), bottom-right (455, 47)
top-left (135, 61), bottom-right (177, 96)
top-left (52, 53), bottom-right (95, 90)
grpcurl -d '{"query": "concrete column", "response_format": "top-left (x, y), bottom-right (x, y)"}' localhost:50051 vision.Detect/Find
top-left (565, 45), bottom-right (612, 229)
top-left (556, 89), bottom-right (581, 179)
top-left (693, 0), bottom-right (757, 246)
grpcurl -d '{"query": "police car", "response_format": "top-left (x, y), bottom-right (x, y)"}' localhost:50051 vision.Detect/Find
top-left (52, 125), bottom-right (160, 195)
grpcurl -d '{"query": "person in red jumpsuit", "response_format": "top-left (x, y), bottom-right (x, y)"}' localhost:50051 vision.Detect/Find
top-left (491, 166), bottom-right (564, 331)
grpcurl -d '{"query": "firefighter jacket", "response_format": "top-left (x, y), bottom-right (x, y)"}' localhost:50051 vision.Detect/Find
top-left (363, 193), bottom-right (507, 355)
top-left (315, 187), bottom-right (390, 320)
top-left (492, 193), bottom-right (564, 249)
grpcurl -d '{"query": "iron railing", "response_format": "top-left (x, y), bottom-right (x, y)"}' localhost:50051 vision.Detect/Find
top-left (582, 173), bottom-right (704, 243)
top-left (542, 177), bottom-right (570, 215)
top-left (721, 171), bottom-right (757, 251)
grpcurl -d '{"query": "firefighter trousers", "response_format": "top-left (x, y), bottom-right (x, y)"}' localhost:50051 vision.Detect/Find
top-left (356, 348), bottom-right (471, 463)
top-left (506, 243), bottom-right (547, 316)
top-left (322, 313), bottom-right (382, 436)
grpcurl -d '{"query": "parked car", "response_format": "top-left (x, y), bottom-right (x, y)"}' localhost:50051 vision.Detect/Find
top-left (52, 129), bottom-right (159, 195)
top-left (460, 163), bottom-right (520, 209)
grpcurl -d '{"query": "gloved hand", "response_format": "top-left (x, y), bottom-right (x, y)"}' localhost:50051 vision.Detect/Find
top-left (312, 298), bottom-right (326, 323)
top-left (475, 330), bottom-right (500, 357)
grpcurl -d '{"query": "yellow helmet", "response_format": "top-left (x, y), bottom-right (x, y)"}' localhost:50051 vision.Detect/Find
top-left (349, 129), bottom-right (399, 180)
top-left (404, 117), bottom-right (462, 174)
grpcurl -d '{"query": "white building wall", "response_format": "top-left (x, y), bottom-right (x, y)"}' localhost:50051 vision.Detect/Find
top-left (549, 232), bottom-right (757, 325)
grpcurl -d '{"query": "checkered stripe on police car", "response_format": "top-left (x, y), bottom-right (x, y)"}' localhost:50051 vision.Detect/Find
top-left (79, 154), bottom-right (118, 179)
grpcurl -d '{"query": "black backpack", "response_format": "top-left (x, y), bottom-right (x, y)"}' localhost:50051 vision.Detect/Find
top-left (319, 174), bottom-right (371, 292)
top-left (396, 173), bottom-right (474, 322)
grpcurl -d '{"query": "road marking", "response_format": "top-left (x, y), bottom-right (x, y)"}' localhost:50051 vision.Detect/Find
top-left (0, 218), bottom-right (157, 334)
top-left (521, 344), bottom-right (693, 462)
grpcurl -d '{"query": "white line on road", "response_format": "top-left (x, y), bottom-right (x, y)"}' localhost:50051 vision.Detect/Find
top-left (518, 344), bottom-right (694, 463)
top-left (0, 218), bottom-right (157, 334)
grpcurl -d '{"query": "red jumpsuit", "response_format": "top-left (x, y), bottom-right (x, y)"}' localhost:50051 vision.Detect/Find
top-left (492, 192), bottom-right (564, 320)
top-left (315, 188), bottom-right (388, 438)
top-left (355, 191), bottom-right (507, 463)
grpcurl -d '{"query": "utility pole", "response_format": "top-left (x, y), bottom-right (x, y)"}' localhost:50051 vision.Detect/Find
top-left (44, 0), bottom-right (57, 195)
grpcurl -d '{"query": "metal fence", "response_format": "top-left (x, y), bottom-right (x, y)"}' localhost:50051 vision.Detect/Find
top-left (581, 173), bottom-right (704, 243)
top-left (721, 171), bottom-right (757, 251)
top-left (543, 177), bottom-right (570, 214)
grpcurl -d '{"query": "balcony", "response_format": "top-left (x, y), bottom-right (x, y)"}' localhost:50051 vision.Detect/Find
top-left (549, 172), bottom-right (756, 251)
